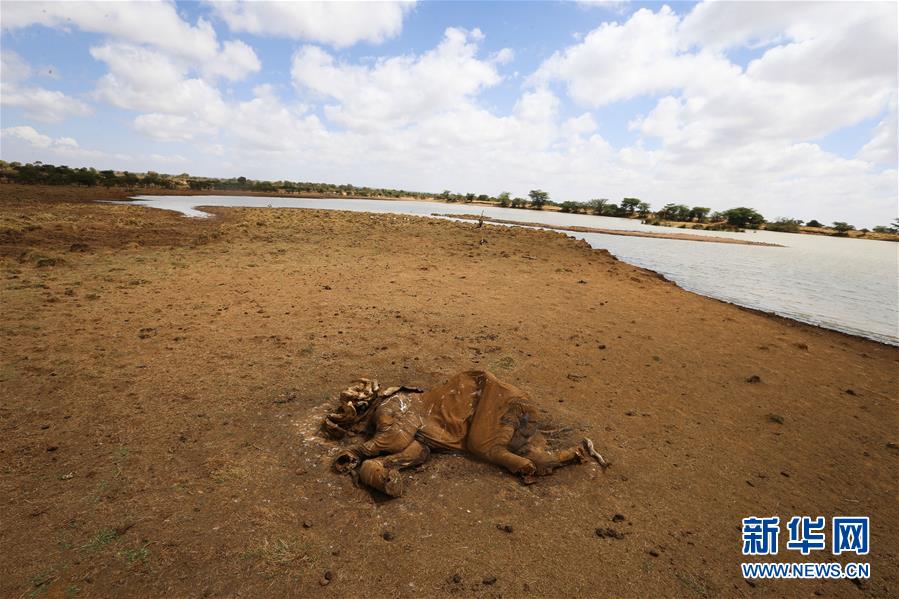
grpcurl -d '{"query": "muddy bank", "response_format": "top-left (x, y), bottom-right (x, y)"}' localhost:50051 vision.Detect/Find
top-left (440, 213), bottom-right (784, 246)
top-left (1, 184), bottom-right (897, 598)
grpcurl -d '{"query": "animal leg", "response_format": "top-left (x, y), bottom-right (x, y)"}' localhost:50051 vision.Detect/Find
top-left (522, 437), bottom-right (608, 475)
top-left (357, 440), bottom-right (430, 498)
top-left (483, 446), bottom-right (537, 476)
top-left (467, 414), bottom-right (536, 477)
top-left (380, 440), bottom-right (430, 470)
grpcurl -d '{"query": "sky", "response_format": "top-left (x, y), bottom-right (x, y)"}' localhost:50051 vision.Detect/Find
top-left (0, 1), bottom-right (896, 227)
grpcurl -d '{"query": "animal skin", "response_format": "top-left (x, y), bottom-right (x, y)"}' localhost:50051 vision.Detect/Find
top-left (324, 370), bottom-right (605, 497)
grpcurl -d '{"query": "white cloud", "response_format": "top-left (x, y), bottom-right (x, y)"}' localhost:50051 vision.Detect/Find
top-left (3, 1), bottom-right (217, 64)
top-left (0, 125), bottom-right (114, 160)
top-left (535, 4), bottom-right (896, 141)
top-left (209, 0), bottom-right (415, 47)
top-left (527, 2), bottom-right (896, 226)
top-left (224, 86), bottom-right (328, 153)
top-left (133, 114), bottom-right (219, 142)
top-left (1, 1), bottom-right (260, 81)
top-left (1, 50), bottom-right (91, 122)
top-left (533, 7), bottom-right (737, 106)
top-left (1, 125), bottom-right (54, 148)
top-left (1, 50), bottom-right (31, 82)
top-left (1, 85), bottom-right (91, 123)
top-left (90, 44), bottom-right (228, 123)
top-left (292, 27), bottom-right (506, 130)
top-left (857, 106), bottom-right (898, 167)
top-left (203, 40), bottom-right (261, 81)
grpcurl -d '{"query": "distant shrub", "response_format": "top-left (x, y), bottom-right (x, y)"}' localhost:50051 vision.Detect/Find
top-left (765, 218), bottom-right (801, 233)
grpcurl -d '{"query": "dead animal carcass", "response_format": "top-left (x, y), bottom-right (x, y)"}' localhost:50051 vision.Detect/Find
top-left (323, 370), bottom-right (607, 497)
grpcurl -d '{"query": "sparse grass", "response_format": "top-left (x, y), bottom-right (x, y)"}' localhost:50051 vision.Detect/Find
top-left (243, 538), bottom-right (321, 577)
top-left (121, 542), bottom-right (151, 566)
top-left (112, 446), bottom-right (130, 465)
top-left (675, 571), bottom-right (711, 597)
top-left (83, 527), bottom-right (119, 551)
top-left (494, 355), bottom-right (515, 370)
top-left (27, 569), bottom-right (57, 598)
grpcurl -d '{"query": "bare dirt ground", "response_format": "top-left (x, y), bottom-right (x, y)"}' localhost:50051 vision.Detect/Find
top-left (1, 184), bottom-right (897, 598)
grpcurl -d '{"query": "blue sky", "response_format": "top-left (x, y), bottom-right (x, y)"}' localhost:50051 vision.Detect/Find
top-left (1, 1), bottom-right (896, 226)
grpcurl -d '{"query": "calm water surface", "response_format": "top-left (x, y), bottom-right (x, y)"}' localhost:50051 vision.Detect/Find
top-left (124, 196), bottom-right (899, 345)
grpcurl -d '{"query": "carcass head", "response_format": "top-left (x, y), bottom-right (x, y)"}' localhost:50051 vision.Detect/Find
top-left (322, 379), bottom-right (381, 438)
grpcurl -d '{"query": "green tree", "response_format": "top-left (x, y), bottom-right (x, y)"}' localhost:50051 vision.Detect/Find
top-left (636, 202), bottom-right (651, 218)
top-left (122, 171), bottom-right (139, 187)
top-left (689, 206), bottom-right (711, 222)
top-left (72, 168), bottom-right (99, 186)
top-left (98, 170), bottom-right (118, 187)
top-left (658, 203), bottom-right (691, 221)
top-left (559, 201), bottom-right (586, 213)
top-left (510, 197), bottom-right (527, 208)
top-left (621, 197), bottom-right (641, 215)
top-left (722, 207), bottom-right (765, 228)
top-left (832, 221), bottom-right (855, 235)
top-left (528, 189), bottom-right (549, 210)
top-left (765, 218), bottom-right (801, 233)
top-left (497, 191), bottom-right (511, 207)
top-left (587, 198), bottom-right (608, 215)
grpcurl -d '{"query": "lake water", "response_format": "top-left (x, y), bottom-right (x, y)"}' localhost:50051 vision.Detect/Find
top-left (123, 195), bottom-right (899, 346)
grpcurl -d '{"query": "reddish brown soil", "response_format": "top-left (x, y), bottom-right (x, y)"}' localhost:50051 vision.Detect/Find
top-left (1, 184), bottom-right (897, 598)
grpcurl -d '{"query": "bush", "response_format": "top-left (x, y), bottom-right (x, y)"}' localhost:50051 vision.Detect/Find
top-left (765, 218), bottom-right (801, 233)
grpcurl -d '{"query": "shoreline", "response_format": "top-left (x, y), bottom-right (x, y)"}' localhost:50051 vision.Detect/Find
top-left (3, 184), bottom-right (893, 346)
top-left (4, 182), bottom-right (893, 241)
top-left (437, 213), bottom-right (785, 247)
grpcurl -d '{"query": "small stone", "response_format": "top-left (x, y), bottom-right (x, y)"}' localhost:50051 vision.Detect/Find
top-left (303, 520), bottom-right (313, 529)
top-left (496, 523), bottom-right (513, 533)
top-left (845, 389), bottom-right (856, 396)
top-left (647, 549), bottom-right (660, 557)
top-left (382, 531), bottom-right (395, 541)
top-left (597, 344), bottom-right (606, 350)
top-left (595, 527), bottom-right (624, 539)
top-left (319, 577), bottom-right (330, 587)
top-left (451, 574), bottom-right (462, 584)
top-left (746, 375), bottom-right (761, 383)
top-left (611, 514), bottom-right (625, 523)
top-left (47, 446), bottom-right (58, 452)
top-left (482, 576), bottom-right (497, 585)
top-left (324, 570), bottom-right (333, 581)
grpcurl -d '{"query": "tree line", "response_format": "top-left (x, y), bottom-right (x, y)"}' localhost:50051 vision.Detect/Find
top-left (1, 160), bottom-right (894, 234)
top-left (0, 161), bottom-right (438, 201)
